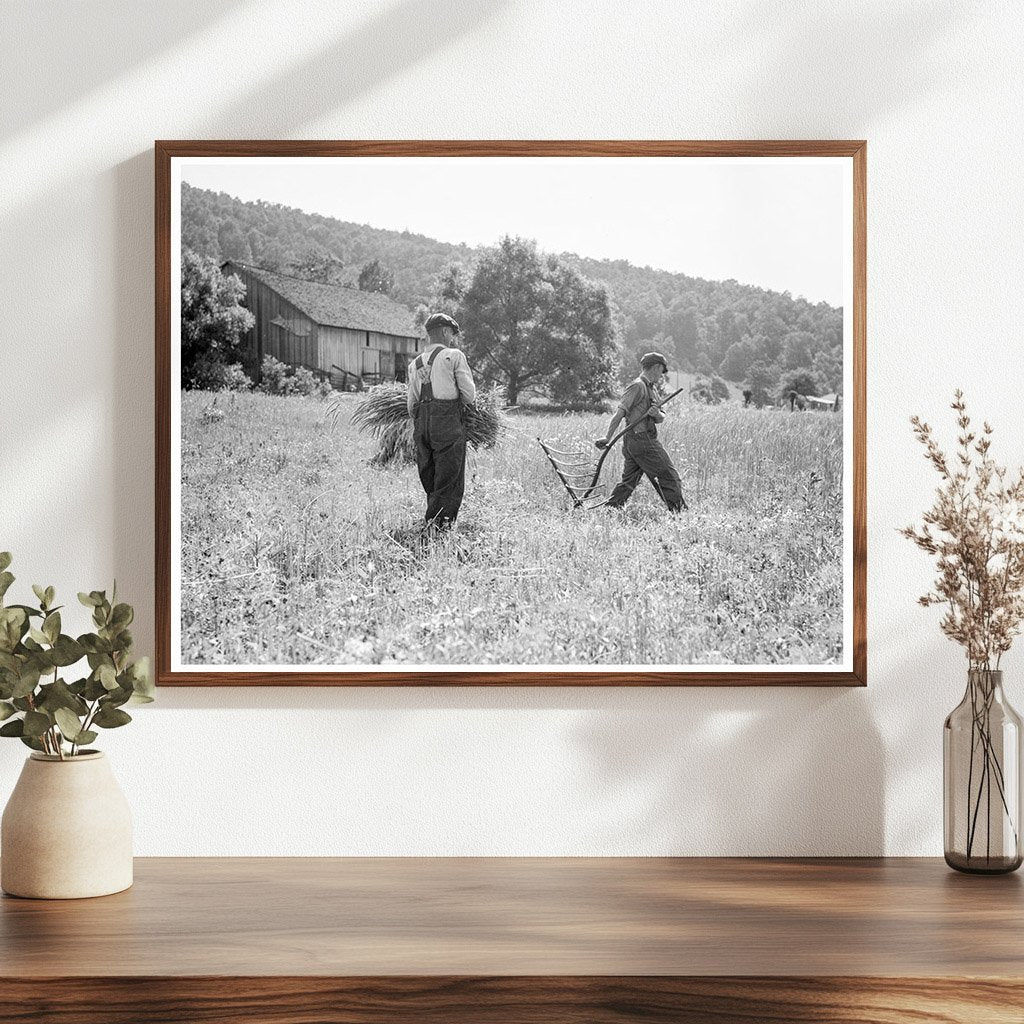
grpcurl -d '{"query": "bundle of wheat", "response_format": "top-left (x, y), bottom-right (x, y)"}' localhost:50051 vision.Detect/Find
top-left (343, 384), bottom-right (506, 467)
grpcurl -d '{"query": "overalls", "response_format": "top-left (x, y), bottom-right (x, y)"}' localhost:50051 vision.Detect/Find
top-left (606, 377), bottom-right (686, 512)
top-left (411, 346), bottom-right (467, 527)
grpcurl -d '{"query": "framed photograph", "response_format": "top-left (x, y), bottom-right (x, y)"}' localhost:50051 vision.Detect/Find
top-left (156, 141), bottom-right (865, 686)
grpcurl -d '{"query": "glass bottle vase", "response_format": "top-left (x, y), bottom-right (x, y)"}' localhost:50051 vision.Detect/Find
top-left (944, 669), bottom-right (1023, 873)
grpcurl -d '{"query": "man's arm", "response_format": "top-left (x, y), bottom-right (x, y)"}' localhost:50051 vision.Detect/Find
top-left (600, 407), bottom-right (626, 445)
top-left (596, 383), bottom-right (639, 447)
top-left (407, 372), bottom-right (419, 418)
top-left (453, 351), bottom-right (477, 405)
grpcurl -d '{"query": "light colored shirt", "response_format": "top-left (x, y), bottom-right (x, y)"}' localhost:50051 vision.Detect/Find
top-left (617, 377), bottom-right (654, 418)
top-left (406, 344), bottom-right (477, 416)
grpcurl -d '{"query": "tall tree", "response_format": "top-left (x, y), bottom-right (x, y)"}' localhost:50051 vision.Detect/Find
top-left (415, 262), bottom-right (470, 330)
top-left (357, 258), bottom-right (395, 296)
top-left (457, 237), bottom-right (618, 407)
top-left (180, 250), bottom-right (255, 388)
top-left (216, 218), bottom-right (251, 263)
top-left (720, 336), bottom-right (758, 382)
top-left (290, 248), bottom-right (344, 284)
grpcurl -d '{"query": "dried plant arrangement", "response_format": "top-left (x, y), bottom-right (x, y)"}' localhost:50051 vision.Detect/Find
top-left (902, 390), bottom-right (1024, 668)
top-left (902, 390), bottom-right (1024, 871)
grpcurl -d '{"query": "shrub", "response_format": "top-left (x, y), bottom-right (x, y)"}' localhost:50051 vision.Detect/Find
top-left (690, 374), bottom-right (730, 405)
top-left (258, 355), bottom-right (291, 394)
top-left (188, 358), bottom-right (252, 392)
top-left (258, 356), bottom-right (331, 398)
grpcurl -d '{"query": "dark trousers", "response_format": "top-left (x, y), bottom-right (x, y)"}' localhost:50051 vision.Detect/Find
top-left (606, 429), bottom-right (685, 511)
top-left (414, 399), bottom-right (466, 527)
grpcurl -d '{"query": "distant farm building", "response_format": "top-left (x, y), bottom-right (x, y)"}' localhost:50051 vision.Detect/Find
top-left (221, 261), bottom-right (422, 389)
top-left (805, 393), bottom-right (841, 411)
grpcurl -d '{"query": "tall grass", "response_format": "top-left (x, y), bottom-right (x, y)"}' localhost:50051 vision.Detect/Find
top-left (180, 390), bottom-right (843, 666)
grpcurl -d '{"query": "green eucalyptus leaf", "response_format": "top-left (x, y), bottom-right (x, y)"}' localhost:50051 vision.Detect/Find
top-left (83, 675), bottom-right (107, 701)
top-left (74, 730), bottom-right (98, 746)
top-left (22, 711), bottom-right (50, 738)
top-left (53, 707), bottom-right (84, 741)
top-left (12, 697), bottom-right (32, 712)
top-left (68, 679), bottom-right (86, 695)
top-left (50, 635), bottom-right (85, 667)
top-left (98, 664), bottom-right (118, 691)
top-left (44, 586), bottom-right (55, 608)
top-left (0, 607), bottom-right (27, 651)
top-left (77, 592), bottom-right (100, 608)
top-left (37, 679), bottom-right (88, 716)
top-left (82, 637), bottom-right (112, 657)
top-left (104, 685), bottom-right (132, 709)
top-left (112, 629), bottom-right (134, 654)
top-left (19, 735), bottom-right (45, 752)
top-left (0, 651), bottom-right (19, 674)
top-left (110, 604), bottom-right (133, 629)
top-left (0, 572), bottom-right (14, 601)
top-left (0, 553), bottom-right (11, 573)
top-left (0, 701), bottom-right (16, 721)
top-left (11, 666), bottom-right (41, 699)
top-left (93, 705), bottom-right (131, 729)
top-left (21, 636), bottom-right (42, 653)
top-left (42, 611), bottom-right (60, 644)
top-left (28, 627), bottom-right (49, 646)
top-left (128, 657), bottom-right (154, 700)
top-left (31, 585), bottom-right (47, 608)
top-left (0, 719), bottom-right (24, 737)
top-left (8, 604), bottom-right (42, 619)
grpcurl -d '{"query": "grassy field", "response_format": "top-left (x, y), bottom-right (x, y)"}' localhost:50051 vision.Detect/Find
top-left (180, 390), bottom-right (844, 667)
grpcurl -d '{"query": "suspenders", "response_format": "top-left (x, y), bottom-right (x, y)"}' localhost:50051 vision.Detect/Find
top-left (412, 346), bottom-right (445, 404)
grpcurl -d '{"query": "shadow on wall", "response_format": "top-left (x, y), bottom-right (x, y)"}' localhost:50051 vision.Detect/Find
top-left (197, 0), bottom-right (508, 138)
top-left (728, 0), bottom-right (971, 133)
top-left (570, 686), bottom-right (884, 856)
top-left (0, 1), bottom-right (245, 139)
top-left (141, 680), bottom-right (885, 857)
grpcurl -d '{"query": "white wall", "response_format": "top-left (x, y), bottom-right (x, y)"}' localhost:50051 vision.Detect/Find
top-left (1, 0), bottom-right (1021, 855)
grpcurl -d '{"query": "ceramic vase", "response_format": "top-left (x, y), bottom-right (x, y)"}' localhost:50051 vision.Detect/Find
top-left (1, 751), bottom-right (133, 898)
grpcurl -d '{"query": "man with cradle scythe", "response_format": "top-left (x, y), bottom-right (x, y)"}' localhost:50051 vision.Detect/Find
top-left (406, 313), bottom-right (477, 530)
top-left (595, 351), bottom-right (687, 512)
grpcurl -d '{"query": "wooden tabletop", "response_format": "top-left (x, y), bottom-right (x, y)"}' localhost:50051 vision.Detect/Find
top-left (3, 858), bottom-right (1023, 1023)
top-left (0, 856), bottom-right (1020, 976)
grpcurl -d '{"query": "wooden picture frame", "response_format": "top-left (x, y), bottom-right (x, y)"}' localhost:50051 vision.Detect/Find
top-left (156, 140), bottom-right (866, 686)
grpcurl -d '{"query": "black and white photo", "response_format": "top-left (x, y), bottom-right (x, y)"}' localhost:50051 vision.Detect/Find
top-left (157, 142), bottom-right (865, 685)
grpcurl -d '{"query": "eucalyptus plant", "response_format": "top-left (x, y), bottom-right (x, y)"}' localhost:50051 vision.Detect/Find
top-left (0, 553), bottom-right (153, 759)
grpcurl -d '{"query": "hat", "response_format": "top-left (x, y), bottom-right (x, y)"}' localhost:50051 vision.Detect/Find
top-left (640, 351), bottom-right (669, 372)
top-left (424, 312), bottom-right (460, 335)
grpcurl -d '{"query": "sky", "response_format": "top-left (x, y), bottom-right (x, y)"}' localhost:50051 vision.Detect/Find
top-left (180, 156), bottom-right (850, 307)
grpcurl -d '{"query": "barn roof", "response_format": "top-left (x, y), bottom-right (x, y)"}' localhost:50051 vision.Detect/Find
top-left (223, 262), bottom-right (419, 339)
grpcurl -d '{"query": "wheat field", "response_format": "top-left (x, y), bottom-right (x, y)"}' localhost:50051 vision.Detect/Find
top-left (180, 390), bottom-right (844, 667)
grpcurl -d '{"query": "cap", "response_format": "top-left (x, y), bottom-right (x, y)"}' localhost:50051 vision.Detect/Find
top-left (640, 351), bottom-right (669, 372)
top-left (424, 312), bottom-right (460, 335)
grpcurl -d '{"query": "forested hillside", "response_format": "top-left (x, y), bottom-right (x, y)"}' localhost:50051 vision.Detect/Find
top-left (181, 183), bottom-right (844, 397)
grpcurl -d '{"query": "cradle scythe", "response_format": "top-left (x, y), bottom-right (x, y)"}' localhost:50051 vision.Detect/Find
top-left (537, 386), bottom-right (686, 510)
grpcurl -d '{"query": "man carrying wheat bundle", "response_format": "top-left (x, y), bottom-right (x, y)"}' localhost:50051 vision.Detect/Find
top-left (597, 351), bottom-right (686, 512)
top-left (406, 313), bottom-right (477, 530)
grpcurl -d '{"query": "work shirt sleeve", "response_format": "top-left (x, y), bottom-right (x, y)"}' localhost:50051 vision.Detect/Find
top-left (407, 369), bottom-right (420, 418)
top-left (617, 381), bottom-right (644, 417)
top-left (453, 350), bottom-right (477, 405)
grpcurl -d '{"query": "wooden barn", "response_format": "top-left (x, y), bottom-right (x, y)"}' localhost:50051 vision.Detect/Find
top-left (221, 261), bottom-right (422, 388)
